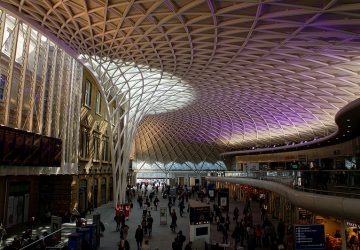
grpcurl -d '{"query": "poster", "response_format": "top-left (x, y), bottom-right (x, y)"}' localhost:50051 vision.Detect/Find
top-left (208, 190), bottom-right (214, 198)
top-left (160, 207), bottom-right (167, 225)
top-left (220, 197), bottom-right (227, 207)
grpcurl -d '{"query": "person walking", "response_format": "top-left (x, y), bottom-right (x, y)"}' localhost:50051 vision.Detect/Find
top-left (171, 209), bottom-right (177, 232)
top-left (154, 196), bottom-right (159, 210)
top-left (147, 214), bottom-right (154, 236)
top-left (184, 241), bottom-right (193, 250)
top-left (142, 239), bottom-right (151, 250)
top-left (176, 230), bottom-right (186, 250)
top-left (168, 200), bottom-right (172, 214)
top-left (179, 200), bottom-right (185, 217)
top-left (233, 206), bottom-right (239, 222)
top-left (135, 225), bottom-right (144, 250)
top-left (121, 224), bottom-right (129, 240)
top-left (115, 214), bottom-right (121, 231)
top-left (141, 216), bottom-right (147, 235)
top-left (118, 238), bottom-right (130, 250)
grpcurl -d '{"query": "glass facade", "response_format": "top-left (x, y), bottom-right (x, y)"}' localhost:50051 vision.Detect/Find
top-left (0, 8), bottom-right (83, 174)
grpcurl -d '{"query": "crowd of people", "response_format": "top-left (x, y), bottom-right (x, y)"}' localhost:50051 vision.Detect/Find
top-left (117, 182), bottom-right (194, 250)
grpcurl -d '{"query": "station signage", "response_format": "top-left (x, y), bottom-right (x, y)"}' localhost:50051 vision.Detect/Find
top-left (295, 224), bottom-right (325, 250)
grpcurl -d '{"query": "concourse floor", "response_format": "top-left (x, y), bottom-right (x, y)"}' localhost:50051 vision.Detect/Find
top-left (93, 190), bottom-right (273, 250)
top-left (92, 192), bottom-right (190, 250)
top-left (0, 189), bottom-right (279, 250)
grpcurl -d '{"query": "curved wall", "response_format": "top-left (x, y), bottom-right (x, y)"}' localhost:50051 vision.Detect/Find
top-left (206, 177), bottom-right (360, 222)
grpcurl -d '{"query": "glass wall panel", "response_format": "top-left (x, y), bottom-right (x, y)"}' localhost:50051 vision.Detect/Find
top-left (0, 8), bottom-right (83, 171)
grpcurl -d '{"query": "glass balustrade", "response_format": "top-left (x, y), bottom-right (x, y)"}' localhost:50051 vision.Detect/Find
top-left (213, 170), bottom-right (360, 197)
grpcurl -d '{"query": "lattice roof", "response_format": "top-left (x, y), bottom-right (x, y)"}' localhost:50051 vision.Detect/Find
top-left (3, 0), bottom-right (360, 167)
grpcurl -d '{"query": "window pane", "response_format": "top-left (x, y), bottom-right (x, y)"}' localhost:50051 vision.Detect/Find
top-left (96, 91), bottom-right (101, 113)
top-left (85, 80), bottom-right (91, 106)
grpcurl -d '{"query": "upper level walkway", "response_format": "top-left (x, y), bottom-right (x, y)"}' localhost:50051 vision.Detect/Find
top-left (207, 171), bottom-right (360, 222)
top-left (215, 170), bottom-right (360, 198)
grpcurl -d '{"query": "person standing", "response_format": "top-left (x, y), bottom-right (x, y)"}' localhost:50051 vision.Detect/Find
top-left (135, 225), bottom-right (143, 250)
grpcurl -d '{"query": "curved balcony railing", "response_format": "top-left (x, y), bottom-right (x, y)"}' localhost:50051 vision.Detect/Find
top-left (215, 170), bottom-right (360, 198)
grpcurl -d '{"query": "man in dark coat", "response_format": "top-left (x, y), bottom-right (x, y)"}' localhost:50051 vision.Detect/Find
top-left (135, 225), bottom-right (143, 250)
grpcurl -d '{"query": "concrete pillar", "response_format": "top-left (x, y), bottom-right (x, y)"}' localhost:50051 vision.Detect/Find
top-left (165, 172), bottom-right (169, 185)
top-left (341, 220), bottom-right (346, 250)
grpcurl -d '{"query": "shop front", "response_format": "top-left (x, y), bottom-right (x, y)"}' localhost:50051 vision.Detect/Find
top-left (78, 179), bottom-right (87, 214)
top-left (93, 178), bottom-right (98, 208)
top-left (100, 177), bottom-right (106, 205)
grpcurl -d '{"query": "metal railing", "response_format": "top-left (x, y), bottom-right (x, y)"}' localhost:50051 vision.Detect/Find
top-left (216, 170), bottom-right (360, 197)
top-left (18, 228), bottom-right (64, 250)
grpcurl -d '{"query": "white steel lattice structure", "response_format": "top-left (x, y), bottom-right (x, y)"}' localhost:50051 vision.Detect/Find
top-left (2, 0), bottom-right (360, 203)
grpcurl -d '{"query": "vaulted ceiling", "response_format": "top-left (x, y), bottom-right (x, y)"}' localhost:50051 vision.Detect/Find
top-left (3, 0), bottom-right (360, 167)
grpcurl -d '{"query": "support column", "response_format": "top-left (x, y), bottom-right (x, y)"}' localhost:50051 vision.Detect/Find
top-left (197, 174), bottom-right (202, 186)
top-left (341, 220), bottom-right (346, 250)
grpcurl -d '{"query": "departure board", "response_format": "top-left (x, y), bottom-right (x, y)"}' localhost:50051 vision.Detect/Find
top-left (295, 224), bottom-right (325, 250)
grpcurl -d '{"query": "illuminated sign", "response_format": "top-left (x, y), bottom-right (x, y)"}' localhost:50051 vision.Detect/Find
top-left (295, 224), bottom-right (325, 250)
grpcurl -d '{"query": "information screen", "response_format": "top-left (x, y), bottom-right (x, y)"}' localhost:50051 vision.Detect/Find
top-left (190, 206), bottom-right (210, 225)
top-left (196, 226), bottom-right (208, 236)
top-left (295, 224), bottom-right (325, 250)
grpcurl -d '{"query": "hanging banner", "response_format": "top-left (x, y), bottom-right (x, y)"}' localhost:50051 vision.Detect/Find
top-left (160, 207), bottom-right (167, 225)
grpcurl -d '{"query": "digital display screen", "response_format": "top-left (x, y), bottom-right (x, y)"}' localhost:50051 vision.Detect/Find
top-left (190, 206), bottom-right (210, 225)
top-left (295, 224), bottom-right (325, 250)
top-left (196, 226), bottom-right (208, 236)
